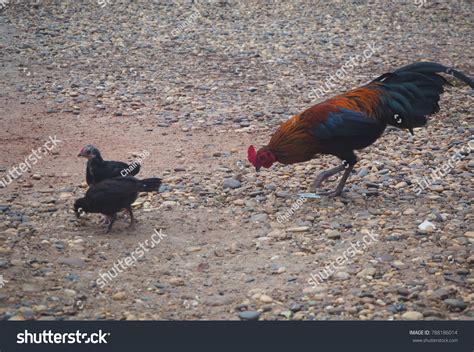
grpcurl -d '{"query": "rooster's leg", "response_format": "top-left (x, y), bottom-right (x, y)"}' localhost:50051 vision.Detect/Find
top-left (310, 164), bottom-right (347, 191)
top-left (319, 165), bottom-right (354, 197)
top-left (106, 214), bottom-right (117, 233)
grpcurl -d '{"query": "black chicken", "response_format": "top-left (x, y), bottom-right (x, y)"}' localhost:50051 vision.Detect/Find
top-left (74, 176), bottom-right (161, 232)
top-left (78, 145), bottom-right (141, 185)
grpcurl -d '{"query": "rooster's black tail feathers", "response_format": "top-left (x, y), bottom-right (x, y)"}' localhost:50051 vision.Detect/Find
top-left (372, 61), bottom-right (473, 133)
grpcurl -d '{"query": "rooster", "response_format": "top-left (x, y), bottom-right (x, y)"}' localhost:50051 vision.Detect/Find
top-left (78, 145), bottom-right (141, 185)
top-left (74, 176), bottom-right (161, 232)
top-left (248, 62), bottom-right (473, 196)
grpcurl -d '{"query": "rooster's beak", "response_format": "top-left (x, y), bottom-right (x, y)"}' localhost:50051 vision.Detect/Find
top-left (255, 166), bottom-right (261, 173)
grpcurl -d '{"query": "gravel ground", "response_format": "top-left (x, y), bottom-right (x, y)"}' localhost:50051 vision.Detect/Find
top-left (0, 0), bottom-right (473, 320)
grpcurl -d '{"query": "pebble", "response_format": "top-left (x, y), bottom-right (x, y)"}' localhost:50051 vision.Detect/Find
top-left (290, 303), bottom-right (302, 312)
top-left (169, 277), bottom-right (185, 286)
top-left (464, 231), bottom-right (474, 238)
top-left (431, 288), bottom-right (450, 300)
top-left (401, 311), bottom-right (423, 320)
top-left (259, 294), bottom-right (273, 303)
top-left (185, 246), bottom-right (202, 253)
top-left (57, 257), bottom-right (86, 268)
top-left (357, 267), bottom-right (376, 278)
top-left (444, 299), bottom-right (467, 311)
top-left (326, 230), bottom-right (341, 239)
top-left (418, 220), bottom-right (436, 233)
top-left (286, 226), bottom-right (309, 232)
top-left (112, 292), bottom-right (127, 301)
top-left (223, 178), bottom-right (241, 189)
top-left (335, 271), bottom-right (350, 280)
top-left (203, 296), bottom-right (232, 306)
top-left (238, 311), bottom-right (261, 321)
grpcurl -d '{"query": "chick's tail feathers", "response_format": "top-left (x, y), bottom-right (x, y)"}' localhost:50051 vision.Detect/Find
top-left (138, 178), bottom-right (162, 192)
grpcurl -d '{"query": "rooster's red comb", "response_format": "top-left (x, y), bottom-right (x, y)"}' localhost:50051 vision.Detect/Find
top-left (247, 145), bottom-right (257, 166)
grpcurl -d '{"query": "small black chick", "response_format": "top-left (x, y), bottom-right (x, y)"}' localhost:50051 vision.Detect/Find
top-left (78, 145), bottom-right (141, 185)
top-left (74, 176), bottom-right (161, 232)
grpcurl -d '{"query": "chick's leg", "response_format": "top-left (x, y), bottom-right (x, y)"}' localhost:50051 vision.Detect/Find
top-left (106, 214), bottom-right (117, 233)
top-left (100, 216), bottom-right (111, 226)
top-left (125, 207), bottom-right (135, 227)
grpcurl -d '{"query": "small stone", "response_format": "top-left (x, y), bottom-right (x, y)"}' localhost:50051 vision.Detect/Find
top-left (358, 168), bottom-right (368, 177)
top-left (223, 178), bottom-right (241, 189)
top-left (430, 184), bottom-right (444, 192)
top-left (444, 299), bottom-right (467, 311)
top-left (57, 257), bottom-right (86, 268)
top-left (64, 289), bottom-right (76, 296)
top-left (32, 174), bottom-right (41, 180)
top-left (397, 287), bottom-right (410, 296)
top-left (293, 311), bottom-right (305, 320)
top-left (357, 267), bottom-right (376, 278)
top-left (418, 220), bottom-right (436, 233)
top-left (185, 246), bottom-right (202, 253)
top-left (290, 303), bottom-right (302, 312)
top-left (431, 288), bottom-right (450, 300)
top-left (259, 294), bottom-right (273, 303)
top-left (387, 303), bottom-right (406, 313)
top-left (250, 213), bottom-right (267, 222)
top-left (401, 311), bottom-right (423, 320)
top-left (169, 277), bottom-right (185, 286)
top-left (327, 230), bottom-right (341, 239)
top-left (395, 181), bottom-right (407, 189)
top-left (112, 292), bottom-right (127, 301)
top-left (275, 310), bottom-right (290, 319)
top-left (335, 271), bottom-right (350, 280)
top-left (275, 267), bottom-right (286, 274)
top-left (161, 201), bottom-right (177, 208)
top-left (238, 311), bottom-right (260, 320)
top-left (287, 226), bottom-right (309, 232)
top-left (464, 231), bottom-right (474, 238)
top-left (275, 191), bottom-right (289, 198)
top-left (203, 295), bottom-right (232, 306)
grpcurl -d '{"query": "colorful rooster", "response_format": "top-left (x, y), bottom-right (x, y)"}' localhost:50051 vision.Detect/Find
top-left (248, 62), bottom-right (473, 196)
